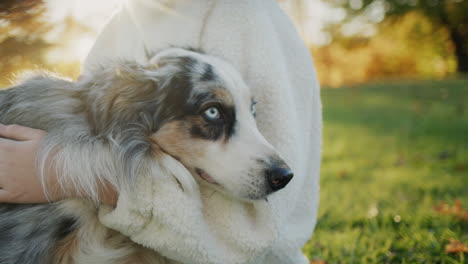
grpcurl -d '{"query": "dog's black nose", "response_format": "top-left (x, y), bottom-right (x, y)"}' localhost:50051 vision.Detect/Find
top-left (266, 167), bottom-right (293, 192)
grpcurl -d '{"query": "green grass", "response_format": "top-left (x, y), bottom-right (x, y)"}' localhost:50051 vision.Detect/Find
top-left (303, 78), bottom-right (468, 263)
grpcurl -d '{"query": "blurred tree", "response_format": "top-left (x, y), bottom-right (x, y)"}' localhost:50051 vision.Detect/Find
top-left (312, 11), bottom-right (457, 87)
top-left (0, 0), bottom-right (44, 15)
top-left (327, 0), bottom-right (468, 73)
top-left (0, 0), bottom-right (53, 86)
top-left (0, 0), bottom-right (89, 86)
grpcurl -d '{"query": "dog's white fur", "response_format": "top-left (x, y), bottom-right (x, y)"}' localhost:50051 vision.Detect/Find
top-left (150, 49), bottom-right (291, 200)
top-left (84, 1), bottom-right (322, 263)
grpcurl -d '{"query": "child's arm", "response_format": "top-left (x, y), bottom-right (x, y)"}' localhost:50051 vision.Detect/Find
top-left (0, 124), bottom-right (118, 205)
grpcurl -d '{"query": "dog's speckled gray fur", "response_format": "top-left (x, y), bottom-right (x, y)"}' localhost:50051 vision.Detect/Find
top-left (0, 204), bottom-right (77, 264)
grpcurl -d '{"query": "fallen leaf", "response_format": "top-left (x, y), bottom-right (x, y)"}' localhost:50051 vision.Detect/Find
top-left (338, 170), bottom-right (347, 178)
top-left (310, 259), bottom-right (327, 264)
top-left (454, 200), bottom-right (463, 213)
top-left (445, 239), bottom-right (468, 255)
top-left (455, 163), bottom-right (465, 172)
top-left (434, 200), bottom-right (468, 222)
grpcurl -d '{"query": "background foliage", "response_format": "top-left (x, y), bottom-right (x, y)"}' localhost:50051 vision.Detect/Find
top-left (0, 0), bottom-right (88, 86)
top-left (328, 0), bottom-right (468, 73)
top-left (313, 11), bottom-right (457, 87)
top-left (0, 0), bottom-right (467, 263)
top-left (311, 0), bottom-right (468, 87)
top-left (1, 0), bottom-right (467, 87)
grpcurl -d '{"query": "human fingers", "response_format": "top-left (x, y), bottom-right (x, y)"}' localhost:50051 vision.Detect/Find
top-left (0, 137), bottom-right (14, 150)
top-left (0, 188), bottom-right (46, 204)
top-left (0, 124), bottom-right (46, 141)
top-left (0, 189), bottom-right (11, 202)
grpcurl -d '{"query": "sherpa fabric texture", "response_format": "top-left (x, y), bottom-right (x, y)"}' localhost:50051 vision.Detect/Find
top-left (84, 0), bottom-right (322, 263)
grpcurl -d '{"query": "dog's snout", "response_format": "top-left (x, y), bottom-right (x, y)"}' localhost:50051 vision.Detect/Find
top-left (266, 167), bottom-right (293, 192)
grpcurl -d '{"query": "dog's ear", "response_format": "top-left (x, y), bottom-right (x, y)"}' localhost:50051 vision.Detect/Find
top-left (81, 48), bottom-right (193, 136)
top-left (148, 47), bottom-right (193, 67)
top-left (80, 62), bottom-right (163, 136)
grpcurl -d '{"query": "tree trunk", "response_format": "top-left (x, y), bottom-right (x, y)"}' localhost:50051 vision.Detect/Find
top-left (438, 3), bottom-right (468, 74)
top-left (450, 27), bottom-right (468, 73)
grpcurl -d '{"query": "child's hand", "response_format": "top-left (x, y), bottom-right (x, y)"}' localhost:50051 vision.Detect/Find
top-left (0, 124), bottom-right (54, 203)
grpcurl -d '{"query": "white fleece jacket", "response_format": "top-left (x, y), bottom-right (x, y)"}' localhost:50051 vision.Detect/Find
top-left (84, 0), bottom-right (322, 263)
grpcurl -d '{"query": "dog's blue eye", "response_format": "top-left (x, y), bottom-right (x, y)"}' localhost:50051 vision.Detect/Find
top-left (203, 107), bottom-right (221, 120)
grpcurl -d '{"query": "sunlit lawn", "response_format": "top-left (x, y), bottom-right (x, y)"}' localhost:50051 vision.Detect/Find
top-left (304, 78), bottom-right (468, 263)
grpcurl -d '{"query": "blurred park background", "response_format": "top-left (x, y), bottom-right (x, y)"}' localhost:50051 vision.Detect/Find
top-left (1, 0), bottom-right (467, 263)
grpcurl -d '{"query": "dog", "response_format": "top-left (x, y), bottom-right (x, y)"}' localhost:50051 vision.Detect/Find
top-left (0, 48), bottom-right (293, 264)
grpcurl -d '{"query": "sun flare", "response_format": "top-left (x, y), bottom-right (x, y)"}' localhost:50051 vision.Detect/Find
top-left (44, 0), bottom-right (124, 63)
